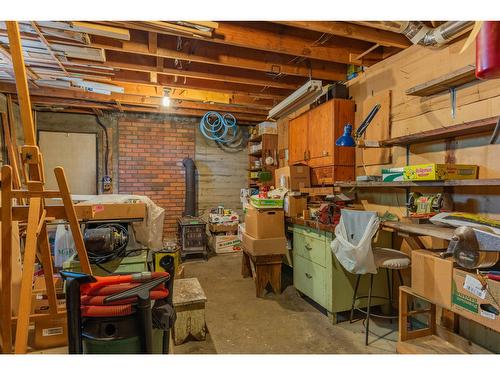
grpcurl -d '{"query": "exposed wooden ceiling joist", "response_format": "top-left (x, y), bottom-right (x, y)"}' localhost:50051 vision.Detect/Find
top-left (99, 21), bottom-right (381, 66)
top-left (274, 21), bottom-right (411, 49)
top-left (90, 31), bottom-right (347, 81)
top-left (0, 82), bottom-right (269, 116)
top-left (70, 50), bottom-right (309, 90)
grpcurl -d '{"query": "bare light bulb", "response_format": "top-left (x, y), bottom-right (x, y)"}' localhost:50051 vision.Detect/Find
top-left (162, 96), bottom-right (171, 107)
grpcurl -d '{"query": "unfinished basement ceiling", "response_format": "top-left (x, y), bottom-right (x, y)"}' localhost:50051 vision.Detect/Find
top-left (0, 21), bottom-right (419, 123)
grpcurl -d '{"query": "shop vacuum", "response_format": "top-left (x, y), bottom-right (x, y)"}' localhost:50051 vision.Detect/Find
top-left (60, 258), bottom-right (176, 354)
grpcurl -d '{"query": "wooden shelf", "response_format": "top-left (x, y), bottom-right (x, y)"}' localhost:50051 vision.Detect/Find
top-left (381, 116), bottom-right (499, 147)
top-left (406, 65), bottom-right (477, 97)
top-left (249, 151), bottom-right (262, 157)
top-left (334, 179), bottom-right (500, 188)
top-left (247, 168), bottom-right (262, 172)
top-left (382, 221), bottom-right (454, 241)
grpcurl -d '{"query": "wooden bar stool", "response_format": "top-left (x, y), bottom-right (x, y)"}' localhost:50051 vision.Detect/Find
top-left (241, 249), bottom-right (282, 298)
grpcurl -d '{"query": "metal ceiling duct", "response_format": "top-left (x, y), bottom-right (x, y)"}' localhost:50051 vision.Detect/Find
top-left (355, 21), bottom-right (474, 46)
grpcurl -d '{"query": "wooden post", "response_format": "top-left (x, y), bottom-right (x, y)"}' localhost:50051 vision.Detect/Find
top-left (54, 167), bottom-right (92, 275)
top-left (14, 198), bottom-right (41, 353)
top-left (1, 165), bottom-right (13, 353)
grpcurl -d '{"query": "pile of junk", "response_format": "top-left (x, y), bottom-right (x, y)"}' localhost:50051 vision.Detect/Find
top-left (52, 194), bottom-right (177, 354)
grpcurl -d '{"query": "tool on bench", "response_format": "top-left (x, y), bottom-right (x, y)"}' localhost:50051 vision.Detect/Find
top-left (407, 192), bottom-right (445, 218)
top-left (444, 226), bottom-right (500, 269)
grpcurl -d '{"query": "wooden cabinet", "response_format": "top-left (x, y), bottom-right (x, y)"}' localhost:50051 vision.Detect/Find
top-left (288, 113), bottom-right (308, 165)
top-left (291, 224), bottom-right (388, 324)
top-left (288, 99), bottom-right (355, 185)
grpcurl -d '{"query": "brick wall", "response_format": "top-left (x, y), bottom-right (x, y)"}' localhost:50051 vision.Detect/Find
top-left (118, 116), bottom-right (195, 239)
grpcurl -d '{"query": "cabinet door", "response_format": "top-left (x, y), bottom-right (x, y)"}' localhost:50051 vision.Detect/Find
top-left (288, 112), bottom-right (308, 165)
top-left (307, 101), bottom-right (334, 167)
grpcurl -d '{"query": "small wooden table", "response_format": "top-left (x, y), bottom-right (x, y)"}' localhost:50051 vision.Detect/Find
top-left (172, 278), bottom-right (207, 345)
top-left (241, 249), bottom-right (282, 298)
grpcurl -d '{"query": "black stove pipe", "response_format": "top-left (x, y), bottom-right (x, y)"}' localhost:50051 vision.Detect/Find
top-left (182, 158), bottom-right (196, 217)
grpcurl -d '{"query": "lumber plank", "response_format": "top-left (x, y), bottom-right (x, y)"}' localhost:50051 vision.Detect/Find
top-left (1, 165), bottom-right (13, 353)
top-left (382, 222), bottom-right (454, 241)
top-left (405, 65), bottom-right (477, 97)
top-left (381, 116), bottom-right (499, 146)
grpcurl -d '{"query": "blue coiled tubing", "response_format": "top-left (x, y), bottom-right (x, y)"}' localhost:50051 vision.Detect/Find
top-left (199, 111), bottom-right (239, 143)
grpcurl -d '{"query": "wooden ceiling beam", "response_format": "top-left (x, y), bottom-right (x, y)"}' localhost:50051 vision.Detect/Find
top-left (0, 82), bottom-right (269, 115)
top-left (25, 96), bottom-right (263, 122)
top-left (274, 21), bottom-right (411, 49)
top-left (102, 21), bottom-right (380, 66)
top-left (90, 31), bottom-right (347, 81)
top-left (110, 69), bottom-right (289, 100)
top-left (75, 50), bottom-right (307, 90)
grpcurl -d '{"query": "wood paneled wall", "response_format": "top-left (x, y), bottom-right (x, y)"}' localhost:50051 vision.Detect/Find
top-left (347, 38), bottom-right (500, 219)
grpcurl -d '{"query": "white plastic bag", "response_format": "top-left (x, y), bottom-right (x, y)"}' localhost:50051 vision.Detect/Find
top-left (330, 210), bottom-right (379, 275)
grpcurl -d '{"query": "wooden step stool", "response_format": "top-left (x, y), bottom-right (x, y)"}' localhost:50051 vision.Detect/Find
top-left (241, 249), bottom-right (282, 298)
top-left (172, 277), bottom-right (207, 345)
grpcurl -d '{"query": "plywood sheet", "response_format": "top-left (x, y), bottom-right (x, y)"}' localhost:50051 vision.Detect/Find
top-left (359, 90), bottom-right (391, 166)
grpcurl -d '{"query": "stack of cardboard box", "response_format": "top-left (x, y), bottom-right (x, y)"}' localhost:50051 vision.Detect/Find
top-left (242, 206), bottom-right (286, 256)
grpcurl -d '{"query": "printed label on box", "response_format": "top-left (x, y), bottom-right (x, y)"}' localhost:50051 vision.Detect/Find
top-left (42, 327), bottom-right (64, 337)
top-left (480, 310), bottom-right (497, 320)
top-left (463, 274), bottom-right (487, 299)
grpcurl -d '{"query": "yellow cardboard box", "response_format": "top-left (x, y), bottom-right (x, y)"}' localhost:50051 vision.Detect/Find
top-left (403, 164), bottom-right (478, 181)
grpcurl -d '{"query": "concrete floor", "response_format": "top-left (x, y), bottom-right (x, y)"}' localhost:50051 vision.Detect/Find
top-left (173, 253), bottom-right (398, 354)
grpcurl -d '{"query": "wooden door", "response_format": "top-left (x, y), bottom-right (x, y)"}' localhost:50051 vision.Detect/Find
top-left (307, 101), bottom-right (334, 168)
top-left (288, 112), bottom-right (308, 165)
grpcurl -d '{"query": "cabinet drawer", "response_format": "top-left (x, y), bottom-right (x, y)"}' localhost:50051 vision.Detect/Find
top-left (293, 255), bottom-right (327, 308)
top-left (292, 226), bottom-right (330, 242)
top-left (293, 232), bottom-right (326, 266)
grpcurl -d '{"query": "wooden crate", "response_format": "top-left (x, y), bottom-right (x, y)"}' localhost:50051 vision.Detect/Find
top-left (397, 286), bottom-right (490, 354)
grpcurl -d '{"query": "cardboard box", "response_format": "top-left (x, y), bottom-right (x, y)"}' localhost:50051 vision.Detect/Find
top-left (250, 195), bottom-right (284, 209)
top-left (242, 232), bottom-right (286, 255)
top-left (244, 206), bottom-right (285, 239)
top-left (210, 234), bottom-right (242, 254)
top-left (33, 315), bottom-right (67, 350)
top-left (403, 164), bottom-right (478, 181)
top-left (284, 195), bottom-right (307, 218)
top-left (209, 222), bottom-right (239, 233)
top-left (275, 165), bottom-right (310, 191)
top-left (411, 250), bottom-right (455, 309)
top-left (382, 167), bottom-right (404, 182)
top-left (451, 268), bottom-right (500, 332)
top-left (257, 121), bottom-right (277, 135)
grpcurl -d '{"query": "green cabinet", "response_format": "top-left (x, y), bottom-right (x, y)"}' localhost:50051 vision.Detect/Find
top-left (291, 224), bottom-right (388, 324)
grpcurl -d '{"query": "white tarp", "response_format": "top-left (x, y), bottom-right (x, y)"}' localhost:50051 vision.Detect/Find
top-left (331, 209), bottom-right (379, 275)
top-left (77, 194), bottom-right (165, 250)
